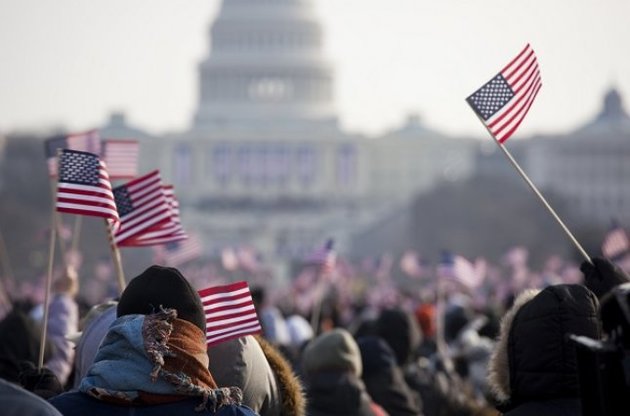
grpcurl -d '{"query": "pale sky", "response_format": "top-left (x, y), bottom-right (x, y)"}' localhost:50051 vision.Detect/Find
top-left (0, 0), bottom-right (629, 138)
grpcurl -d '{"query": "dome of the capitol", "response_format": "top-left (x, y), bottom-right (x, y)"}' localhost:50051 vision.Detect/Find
top-left (193, 0), bottom-right (336, 130)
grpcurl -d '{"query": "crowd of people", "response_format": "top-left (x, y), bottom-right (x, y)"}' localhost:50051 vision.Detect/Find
top-left (0, 250), bottom-right (629, 415)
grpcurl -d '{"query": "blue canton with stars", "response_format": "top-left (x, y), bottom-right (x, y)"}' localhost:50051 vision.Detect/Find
top-left (113, 186), bottom-right (134, 217)
top-left (466, 74), bottom-right (514, 121)
top-left (59, 150), bottom-right (100, 185)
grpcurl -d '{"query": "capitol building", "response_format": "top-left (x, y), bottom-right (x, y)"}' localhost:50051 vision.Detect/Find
top-left (99, 0), bottom-right (630, 277)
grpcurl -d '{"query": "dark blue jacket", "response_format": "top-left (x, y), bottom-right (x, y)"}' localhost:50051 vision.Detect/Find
top-left (49, 391), bottom-right (259, 416)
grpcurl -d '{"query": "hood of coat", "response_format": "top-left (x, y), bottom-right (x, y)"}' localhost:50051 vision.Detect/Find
top-left (488, 284), bottom-right (600, 406)
top-left (208, 335), bottom-right (306, 416)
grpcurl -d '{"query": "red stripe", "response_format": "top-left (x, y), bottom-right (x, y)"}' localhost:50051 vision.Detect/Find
top-left (57, 206), bottom-right (116, 219)
top-left (489, 74), bottom-right (541, 130)
top-left (502, 46), bottom-right (533, 80)
top-left (507, 55), bottom-right (537, 87)
top-left (201, 290), bottom-right (251, 306)
top-left (205, 315), bottom-right (260, 332)
top-left (204, 302), bottom-right (255, 317)
top-left (512, 64), bottom-right (539, 95)
top-left (492, 77), bottom-right (541, 136)
top-left (497, 82), bottom-right (542, 143)
top-left (206, 326), bottom-right (262, 346)
top-left (198, 281), bottom-right (248, 297)
top-left (499, 44), bottom-right (530, 74)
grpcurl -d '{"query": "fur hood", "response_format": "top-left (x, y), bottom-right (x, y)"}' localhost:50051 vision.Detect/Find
top-left (487, 285), bottom-right (600, 407)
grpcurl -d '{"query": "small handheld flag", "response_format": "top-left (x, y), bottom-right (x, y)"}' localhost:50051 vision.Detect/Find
top-left (103, 139), bottom-right (140, 180)
top-left (305, 238), bottom-right (336, 276)
top-left (466, 44), bottom-right (542, 143)
top-left (602, 223), bottom-right (629, 260)
top-left (45, 130), bottom-right (101, 176)
top-left (56, 149), bottom-right (119, 229)
top-left (198, 281), bottom-right (262, 346)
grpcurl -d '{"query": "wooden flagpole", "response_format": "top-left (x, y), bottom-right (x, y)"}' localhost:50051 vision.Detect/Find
top-left (71, 216), bottom-right (82, 253)
top-left (473, 113), bottom-right (592, 264)
top-left (38, 179), bottom-right (59, 369)
top-left (105, 220), bottom-right (126, 294)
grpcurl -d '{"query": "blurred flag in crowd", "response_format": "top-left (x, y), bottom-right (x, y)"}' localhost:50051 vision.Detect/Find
top-left (221, 247), bottom-right (239, 271)
top-left (602, 222), bottom-right (629, 260)
top-left (198, 281), bottom-right (262, 346)
top-left (304, 238), bottom-right (336, 275)
top-left (400, 250), bottom-right (424, 278)
top-left (45, 130), bottom-right (101, 176)
top-left (437, 251), bottom-right (485, 289)
top-left (155, 234), bottom-right (202, 267)
top-left (56, 149), bottom-right (119, 229)
top-left (236, 246), bottom-right (260, 273)
top-left (466, 44), bottom-right (542, 143)
top-left (375, 253), bottom-right (394, 281)
top-left (113, 170), bottom-right (171, 245)
top-left (103, 139), bottom-right (139, 180)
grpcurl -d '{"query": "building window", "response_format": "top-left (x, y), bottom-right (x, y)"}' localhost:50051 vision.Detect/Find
top-left (336, 144), bottom-right (357, 188)
top-left (173, 143), bottom-right (192, 185)
top-left (212, 144), bottom-right (231, 187)
top-left (296, 145), bottom-right (317, 186)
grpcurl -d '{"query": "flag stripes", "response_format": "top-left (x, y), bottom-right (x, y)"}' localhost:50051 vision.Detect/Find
top-left (602, 226), bottom-right (629, 260)
top-left (113, 171), bottom-right (171, 245)
top-left (198, 281), bottom-right (262, 346)
top-left (56, 149), bottom-right (119, 228)
top-left (467, 44), bottom-right (542, 143)
top-left (103, 139), bottom-right (139, 180)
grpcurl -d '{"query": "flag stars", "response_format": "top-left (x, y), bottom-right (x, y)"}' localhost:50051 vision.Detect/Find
top-left (59, 151), bottom-right (100, 185)
top-left (466, 74), bottom-right (514, 120)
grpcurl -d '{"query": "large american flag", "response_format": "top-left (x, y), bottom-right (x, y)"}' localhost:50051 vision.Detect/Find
top-left (130, 185), bottom-right (187, 246)
top-left (45, 130), bottom-right (101, 176)
top-left (602, 225), bottom-right (629, 260)
top-left (198, 281), bottom-right (262, 346)
top-left (103, 139), bottom-right (140, 180)
top-left (56, 149), bottom-right (119, 228)
top-left (113, 170), bottom-right (171, 246)
top-left (466, 44), bottom-right (542, 143)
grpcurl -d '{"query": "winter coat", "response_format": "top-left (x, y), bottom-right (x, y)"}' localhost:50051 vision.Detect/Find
top-left (358, 336), bottom-right (422, 416)
top-left (0, 377), bottom-right (62, 416)
top-left (487, 284), bottom-right (601, 415)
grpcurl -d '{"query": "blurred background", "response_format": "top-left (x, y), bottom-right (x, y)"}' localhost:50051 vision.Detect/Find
top-left (0, 0), bottom-right (629, 298)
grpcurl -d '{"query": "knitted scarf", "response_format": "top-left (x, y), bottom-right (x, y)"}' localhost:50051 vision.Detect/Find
top-left (80, 308), bottom-right (242, 412)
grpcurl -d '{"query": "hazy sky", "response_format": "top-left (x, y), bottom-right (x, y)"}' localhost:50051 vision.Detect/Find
top-left (1, 0), bottom-right (629, 138)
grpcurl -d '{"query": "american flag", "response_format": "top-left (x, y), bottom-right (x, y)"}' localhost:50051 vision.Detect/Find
top-left (400, 250), bottom-right (424, 278)
top-left (56, 149), bottom-right (119, 228)
top-left (45, 130), bottom-right (101, 176)
top-left (466, 44), bottom-right (542, 143)
top-left (198, 281), bottom-right (262, 346)
top-left (602, 224), bottom-right (629, 260)
top-left (103, 139), bottom-right (140, 180)
top-left (437, 252), bottom-right (484, 289)
top-left (130, 185), bottom-right (187, 246)
top-left (156, 234), bottom-right (202, 267)
top-left (113, 171), bottom-right (172, 246)
top-left (305, 238), bottom-right (336, 275)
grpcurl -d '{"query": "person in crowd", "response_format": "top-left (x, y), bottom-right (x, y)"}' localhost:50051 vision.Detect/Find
top-left (487, 283), bottom-right (600, 415)
top-left (0, 376), bottom-right (63, 416)
top-left (301, 328), bottom-right (387, 416)
top-left (49, 265), bottom-right (259, 416)
top-left (70, 300), bottom-right (117, 389)
top-left (207, 334), bottom-right (306, 415)
top-left (357, 336), bottom-right (423, 416)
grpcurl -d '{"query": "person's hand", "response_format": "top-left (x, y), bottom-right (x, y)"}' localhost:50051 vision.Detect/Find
top-left (580, 256), bottom-right (630, 299)
top-left (53, 266), bottom-right (79, 296)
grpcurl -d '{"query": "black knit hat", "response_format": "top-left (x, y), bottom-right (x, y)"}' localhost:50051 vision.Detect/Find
top-left (117, 265), bottom-right (206, 332)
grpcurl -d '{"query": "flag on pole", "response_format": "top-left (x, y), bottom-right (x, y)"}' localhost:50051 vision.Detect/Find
top-left (400, 250), bottom-right (424, 278)
top-left (130, 185), bottom-right (187, 246)
top-left (56, 149), bottom-right (119, 228)
top-left (45, 130), bottom-right (101, 176)
top-left (198, 281), bottom-right (262, 346)
top-left (466, 44), bottom-right (542, 143)
top-left (113, 171), bottom-right (172, 245)
top-left (103, 139), bottom-right (140, 180)
top-left (602, 224), bottom-right (629, 260)
top-left (305, 238), bottom-right (336, 275)
top-left (437, 252), bottom-right (484, 289)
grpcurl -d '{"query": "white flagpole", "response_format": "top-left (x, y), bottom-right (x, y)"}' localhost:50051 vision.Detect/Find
top-left (472, 112), bottom-right (591, 264)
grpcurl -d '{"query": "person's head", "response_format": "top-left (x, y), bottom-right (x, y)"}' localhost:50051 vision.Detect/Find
top-left (117, 265), bottom-right (206, 332)
top-left (488, 284), bottom-right (600, 407)
top-left (376, 308), bottom-right (422, 366)
top-left (302, 328), bottom-right (362, 378)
